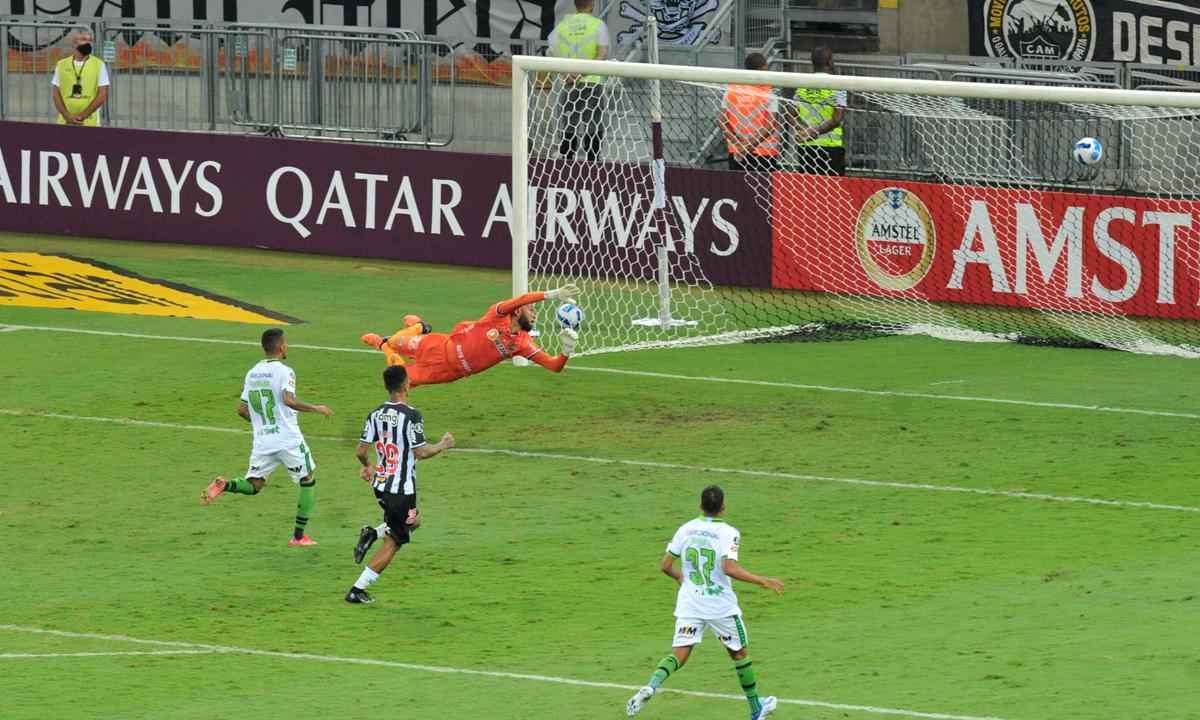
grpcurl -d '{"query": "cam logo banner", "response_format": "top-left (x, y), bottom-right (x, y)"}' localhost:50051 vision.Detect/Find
top-left (970, 0), bottom-right (1200, 64)
top-left (0, 252), bottom-right (297, 324)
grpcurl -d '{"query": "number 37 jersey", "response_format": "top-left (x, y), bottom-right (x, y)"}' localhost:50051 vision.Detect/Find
top-left (667, 518), bottom-right (743, 620)
top-left (240, 359), bottom-right (305, 454)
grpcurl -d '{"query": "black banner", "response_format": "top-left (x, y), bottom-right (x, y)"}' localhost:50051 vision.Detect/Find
top-left (970, 0), bottom-right (1200, 64)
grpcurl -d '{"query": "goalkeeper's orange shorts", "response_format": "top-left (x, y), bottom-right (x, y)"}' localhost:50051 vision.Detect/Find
top-left (391, 334), bottom-right (467, 387)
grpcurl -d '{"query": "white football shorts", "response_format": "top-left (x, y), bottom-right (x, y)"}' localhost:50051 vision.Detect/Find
top-left (245, 443), bottom-right (316, 483)
top-left (673, 615), bottom-right (748, 651)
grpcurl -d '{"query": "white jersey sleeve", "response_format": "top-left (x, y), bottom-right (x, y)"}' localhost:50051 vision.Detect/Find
top-left (666, 525), bottom-right (687, 557)
top-left (360, 414), bottom-right (377, 443)
top-left (723, 524), bottom-right (740, 561)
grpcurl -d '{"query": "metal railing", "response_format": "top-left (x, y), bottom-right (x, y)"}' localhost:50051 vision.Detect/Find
top-left (0, 19), bottom-right (81, 124)
top-left (2, 15), bottom-right (454, 146)
top-left (12, 12), bottom-right (1200, 172)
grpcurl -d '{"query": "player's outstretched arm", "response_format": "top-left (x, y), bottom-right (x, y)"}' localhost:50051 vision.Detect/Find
top-left (660, 553), bottom-right (683, 586)
top-left (723, 558), bottom-right (785, 595)
top-left (283, 391), bottom-right (333, 418)
top-left (495, 284), bottom-right (579, 315)
top-left (526, 328), bottom-right (578, 373)
top-left (413, 432), bottom-right (454, 461)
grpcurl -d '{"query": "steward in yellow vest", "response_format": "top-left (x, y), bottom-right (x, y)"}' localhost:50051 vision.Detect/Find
top-left (793, 46), bottom-right (846, 175)
top-left (52, 28), bottom-right (110, 127)
top-left (549, 0), bottom-right (611, 161)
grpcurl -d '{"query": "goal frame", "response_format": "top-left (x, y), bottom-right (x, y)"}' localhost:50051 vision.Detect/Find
top-left (509, 55), bottom-right (1200, 345)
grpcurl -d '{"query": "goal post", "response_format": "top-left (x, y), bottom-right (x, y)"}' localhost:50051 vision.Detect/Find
top-left (511, 54), bottom-right (1200, 357)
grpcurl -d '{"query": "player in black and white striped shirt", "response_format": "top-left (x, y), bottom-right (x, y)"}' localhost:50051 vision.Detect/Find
top-left (345, 365), bottom-right (453, 604)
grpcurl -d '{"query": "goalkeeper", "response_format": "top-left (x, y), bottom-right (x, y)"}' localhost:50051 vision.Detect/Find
top-left (360, 286), bottom-right (580, 387)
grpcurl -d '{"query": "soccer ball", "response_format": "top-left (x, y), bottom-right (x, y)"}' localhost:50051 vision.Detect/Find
top-left (556, 303), bottom-right (584, 330)
top-left (1074, 137), bottom-right (1103, 165)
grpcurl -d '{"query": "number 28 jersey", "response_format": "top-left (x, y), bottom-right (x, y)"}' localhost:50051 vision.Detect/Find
top-left (667, 517), bottom-right (742, 620)
top-left (240, 359), bottom-right (305, 454)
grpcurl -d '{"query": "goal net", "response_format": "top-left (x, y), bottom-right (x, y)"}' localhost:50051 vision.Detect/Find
top-left (512, 56), bottom-right (1200, 358)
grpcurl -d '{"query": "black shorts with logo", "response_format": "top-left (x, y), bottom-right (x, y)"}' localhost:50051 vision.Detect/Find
top-left (374, 489), bottom-right (417, 546)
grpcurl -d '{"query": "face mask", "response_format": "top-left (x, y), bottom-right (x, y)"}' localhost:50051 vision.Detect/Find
top-left (76, 43), bottom-right (92, 56)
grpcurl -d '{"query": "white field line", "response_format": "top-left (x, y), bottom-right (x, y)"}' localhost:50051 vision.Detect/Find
top-left (2, 408), bottom-right (1198, 514)
top-left (569, 366), bottom-right (1200, 421)
top-left (0, 649), bottom-right (221, 659)
top-left (0, 625), bottom-right (1008, 720)
top-left (0, 326), bottom-right (22, 332)
top-left (0, 323), bottom-right (1196, 421)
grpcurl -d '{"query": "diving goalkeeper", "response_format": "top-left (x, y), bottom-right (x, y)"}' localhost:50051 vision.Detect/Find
top-left (360, 285), bottom-right (580, 387)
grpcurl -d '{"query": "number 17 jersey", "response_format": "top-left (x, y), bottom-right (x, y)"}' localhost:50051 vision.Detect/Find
top-left (666, 517), bottom-right (743, 620)
top-left (240, 359), bottom-right (304, 454)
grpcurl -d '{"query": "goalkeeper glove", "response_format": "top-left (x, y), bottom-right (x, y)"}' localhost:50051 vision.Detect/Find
top-left (545, 284), bottom-right (580, 302)
top-left (559, 327), bottom-right (579, 357)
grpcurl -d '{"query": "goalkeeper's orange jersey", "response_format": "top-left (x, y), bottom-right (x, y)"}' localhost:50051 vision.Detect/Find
top-left (449, 300), bottom-right (543, 376)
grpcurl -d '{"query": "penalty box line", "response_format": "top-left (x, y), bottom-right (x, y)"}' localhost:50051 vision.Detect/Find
top-left (0, 625), bottom-right (1009, 720)
top-left (0, 322), bottom-right (1197, 421)
top-left (1, 408), bottom-right (1198, 514)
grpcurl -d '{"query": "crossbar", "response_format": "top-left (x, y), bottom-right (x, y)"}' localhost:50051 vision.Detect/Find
top-left (512, 55), bottom-right (1200, 109)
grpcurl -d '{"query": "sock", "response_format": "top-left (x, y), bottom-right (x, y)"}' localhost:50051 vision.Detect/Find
top-left (735, 659), bottom-right (761, 714)
top-left (294, 482), bottom-right (316, 539)
top-left (353, 566), bottom-right (380, 591)
top-left (648, 655), bottom-right (680, 690)
top-left (384, 324), bottom-right (425, 351)
top-left (227, 478), bottom-right (259, 495)
top-left (375, 523), bottom-right (389, 537)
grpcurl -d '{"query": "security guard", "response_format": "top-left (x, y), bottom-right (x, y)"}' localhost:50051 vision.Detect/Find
top-left (549, 0), bottom-right (611, 161)
top-left (52, 27), bottom-right (110, 127)
top-left (720, 53), bottom-right (781, 173)
top-left (793, 46), bottom-right (846, 175)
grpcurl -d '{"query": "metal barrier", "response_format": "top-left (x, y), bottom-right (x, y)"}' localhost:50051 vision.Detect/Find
top-left (94, 22), bottom-right (272, 133)
top-left (272, 30), bottom-right (453, 145)
top-left (2, 16), bottom-right (453, 146)
top-left (1126, 62), bottom-right (1200, 89)
top-left (11, 13), bottom-right (1200, 165)
top-left (0, 19), bottom-right (83, 124)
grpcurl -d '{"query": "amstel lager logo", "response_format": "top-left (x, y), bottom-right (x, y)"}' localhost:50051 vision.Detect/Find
top-left (983, 0), bottom-right (1096, 61)
top-left (855, 188), bottom-right (936, 292)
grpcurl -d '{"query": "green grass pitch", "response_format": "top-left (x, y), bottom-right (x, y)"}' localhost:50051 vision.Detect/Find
top-left (1, 234), bottom-right (1198, 720)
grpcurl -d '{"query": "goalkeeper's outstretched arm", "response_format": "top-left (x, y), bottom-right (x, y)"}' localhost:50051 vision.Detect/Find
top-left (496, 284), bottom-right (579, 315)
top-left (525, 328), bottom-right (578, 373)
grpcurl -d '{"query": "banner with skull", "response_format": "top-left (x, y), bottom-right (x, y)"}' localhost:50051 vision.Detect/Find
top-left (970, 0), bottom-right (1200, 64)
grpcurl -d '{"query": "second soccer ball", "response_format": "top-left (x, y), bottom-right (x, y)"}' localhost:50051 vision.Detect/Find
top-left (1074, 137), bottom-right (1103, 165)
top-left (556, 303), bottom-right (584, 330)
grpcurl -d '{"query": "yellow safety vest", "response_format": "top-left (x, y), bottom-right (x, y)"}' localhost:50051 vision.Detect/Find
top-left (794, 85), bottom-right (843, 148)
top-left (55, 55), bottom-right (104, 126)
top-left (555, 13), bottom-right (604, 84)
top-left (723, 84), bottom-right (780, 157)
